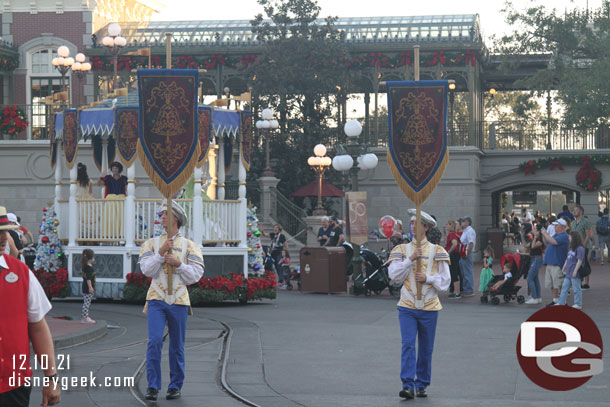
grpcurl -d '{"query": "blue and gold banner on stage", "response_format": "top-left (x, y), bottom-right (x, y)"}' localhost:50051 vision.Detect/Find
top-left (62, 109), bottom-right (79, 170)
top-left (386, 80), bottom-right (449, 205)
top-left (49, 114), bottom-right (57, 169)
top-left (92, 135), bottom-right (116, 172)
top-left (196, 106), bottom-right (212, 168)
top-left (116, 107), bottom-right (140, 168)
top-left (137, 69), bottom-right (199, 197)
top-left (240, 110), bottom-right (252, 171)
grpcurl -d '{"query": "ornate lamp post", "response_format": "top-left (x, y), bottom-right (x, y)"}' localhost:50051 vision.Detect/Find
top-left (101, 23), bottom-right (127, 92)
top-left (449, 82), bottom-right (456, 145)
top-left (51, 46), bottom-right (75, 101)
top-left (332, 119), bottom-right (378, 281)
top-left (255, 108), bottom-right (280, 177)
top-left (71, 53), bottom-right (92, 80)
top-left (307, 144), bottom-right (332, 216)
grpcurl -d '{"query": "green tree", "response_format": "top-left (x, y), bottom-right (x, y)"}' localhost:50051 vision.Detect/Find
top-left (247, 0), bottom-right (354, 198)
top-left (495, 0), bottom-right (610, 127)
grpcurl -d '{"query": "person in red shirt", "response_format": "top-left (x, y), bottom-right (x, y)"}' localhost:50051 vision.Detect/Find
top-left (0, 207), bottom-right (60, 406)
top-left (445, 220), bottom-right (462, 299)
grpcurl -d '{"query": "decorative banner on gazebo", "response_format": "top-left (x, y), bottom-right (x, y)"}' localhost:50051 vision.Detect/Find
top-left (116, 107), bottom-right (140, 168)
top-left (386, 80), bottom-right (449, 205)
top-left (224, 136), bottom-right (233, 173)
top-left (137, 69), bottom-right (199, 197)
top-left (92, 135), bottom-right (116, 172)
top-left (240, 110), bottom-right (252, 171)
top-left (49, 114), bottom-right (57, 169)
top-left (62, 109), bottom-right (79, 170)
top-left (196, 106), bottom-right (212, 168)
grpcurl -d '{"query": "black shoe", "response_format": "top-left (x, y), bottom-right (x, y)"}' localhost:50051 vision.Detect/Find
top-left (144, 388), bottom-right (158, 401)
top-left (416, 388), bottom-right (427, 398)
top-left (581, 284), bottom-right (590, 290)
top-left (399, 388), bottom-right (414, 399)
top-left (546, 300), bottom-right (557, 307)
top-left (166, 388), bottom-right (181, 400)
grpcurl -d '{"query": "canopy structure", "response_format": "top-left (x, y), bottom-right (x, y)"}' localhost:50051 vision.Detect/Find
top-left (290, 180), bottom-right (345, 198)
top-left (52, 91), bottom-right (244, 141)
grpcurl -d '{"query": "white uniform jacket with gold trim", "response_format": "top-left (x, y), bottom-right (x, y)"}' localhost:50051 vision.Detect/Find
top-left (138, 232), bottom-right (204, 312)
top-left (387, 239), bottom-right (450, 311)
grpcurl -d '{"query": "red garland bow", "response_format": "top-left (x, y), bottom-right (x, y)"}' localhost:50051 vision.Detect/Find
top-left (90, 57), bottom-right (104, 70)
top-left (431, 51), bottom-right (446, 65)
top-left (576, 156), bottom-right (601, 191)
top-left (465, 50), bottom-right (477, 67)
top-left (399, 52), bottom-right (412, 67)
top-left (117, 56), bottom-right (132, 71)
top-left (150, 56), bottom-right (161, 67)
top-left (211, 54), bottom-right (226, 66)
top-left (549, 160), bottom-right (564, 171)
top-left (524, 160), bottom-right (536, 175)
top-left (369, 52), bottom-right (382, 67)
top-left (239, 54), bottom-right (257, 66)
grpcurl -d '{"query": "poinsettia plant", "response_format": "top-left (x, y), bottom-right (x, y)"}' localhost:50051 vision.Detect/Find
top-left (0, 105), bottom-right (29, 136)
top-left (33, 267), bottom-right (71, 300)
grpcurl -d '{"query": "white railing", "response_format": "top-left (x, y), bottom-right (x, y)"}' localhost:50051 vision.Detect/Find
top-left (75, 198), bottom-right (242, 244)
top-left (77, 198), bottom-right (125, 242)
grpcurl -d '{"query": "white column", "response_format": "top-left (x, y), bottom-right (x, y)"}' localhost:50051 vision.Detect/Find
top-left (54, 149), bottom-right (62, 218)
top-left (238, 144), bottom-right (247, 199)
top-left (100, 137), bottom-right (109, 198)
top-left (206, 144), bottom-right (217, 200)
top-left (68, 165), bottom-right (78, 247)
top-left (217, 138), bottom-right (225, 200)
top-left (192, 166), bottom-right (203, 246)
top-left (124, 164), bottom-right (135, 248)
top-left (240, 198), bottom-right (248, 278)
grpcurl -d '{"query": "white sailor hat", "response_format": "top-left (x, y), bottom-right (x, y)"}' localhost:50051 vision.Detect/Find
top-left (407, 208), bottom-right (437, 228)
top-left (159, 201), bottom-right (188, 227)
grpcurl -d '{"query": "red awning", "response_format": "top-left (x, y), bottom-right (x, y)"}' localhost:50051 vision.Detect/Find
top-left (290, 180), bottom-right (345, 198)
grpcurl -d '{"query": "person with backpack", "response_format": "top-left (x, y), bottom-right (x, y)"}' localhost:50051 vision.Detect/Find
top-left (596, 207), bottom-right (610, 265)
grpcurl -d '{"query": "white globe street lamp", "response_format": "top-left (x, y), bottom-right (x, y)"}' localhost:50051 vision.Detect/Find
top-left (256, 108), bottom-right (280, 177)
top-left (102, 23), bottom-right (127, 91)
top-left (308, 144), bottom-right (332, 215)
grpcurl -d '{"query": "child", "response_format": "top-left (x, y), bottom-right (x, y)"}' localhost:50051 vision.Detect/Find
top-left (479, 245), bottom-right (495, 292)
top-left (278, 249), bottom-right (291, 289)
top-left (489, 253), bottom-right (520, 291)
top-left (557, 231), bottom-right (585, 309)
top-left (81, 249), bottom-right (96, 323)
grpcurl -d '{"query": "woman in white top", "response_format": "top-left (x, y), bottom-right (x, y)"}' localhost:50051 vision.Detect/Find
top-left (76, 163), bottom-right (94, 199)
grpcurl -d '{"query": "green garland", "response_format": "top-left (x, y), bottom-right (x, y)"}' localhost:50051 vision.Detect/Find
top-left (519, 155), bottom-right (610, 171)
top-left (519, 155), bottom-right (605, 191)
top-left (0, 55), bottom-right (18, 72)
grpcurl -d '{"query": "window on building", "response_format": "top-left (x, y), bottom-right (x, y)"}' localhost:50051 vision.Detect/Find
top-left (30, 77), bottom-right (63, 140)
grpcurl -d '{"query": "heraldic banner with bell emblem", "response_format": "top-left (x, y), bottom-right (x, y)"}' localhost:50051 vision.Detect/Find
top-left (386, 80), bottom-right (449, 205)
top-left (137, 69), bottom-right (199, 197)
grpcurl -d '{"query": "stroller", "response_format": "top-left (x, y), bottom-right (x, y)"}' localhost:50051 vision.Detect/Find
top-left (285, 265), bottom-right (301, 291)
top-left (480, 253), bottom-right (526, 305)
top-left (352, 247), bottom-right (401, 297)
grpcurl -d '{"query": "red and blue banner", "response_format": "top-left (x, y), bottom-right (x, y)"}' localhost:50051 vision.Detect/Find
top-left (196, 106), bottom-right (212, 168)
top-left (137, 69), bottom-right (199, 197)
top-left (386, 80), bottom-right (449, 205)
top-left (240, 110), bottom-right (252, 171)
top-left (62, 109), bottom-right (78, 170)
top-left (116, 107), bottom-right (139, 168)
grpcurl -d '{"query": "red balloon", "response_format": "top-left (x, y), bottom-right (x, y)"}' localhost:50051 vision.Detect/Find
top-left (379, 215), bottom-right (396, 229)
top-left (382, 226), bottom-right (394, 238)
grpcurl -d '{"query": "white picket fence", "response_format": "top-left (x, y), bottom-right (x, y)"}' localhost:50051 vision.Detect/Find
top-left (76, 198), bottom-right (243, 244)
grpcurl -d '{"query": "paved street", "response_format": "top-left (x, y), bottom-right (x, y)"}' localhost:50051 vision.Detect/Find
top-left (32, 266), bottom-right (610, 407)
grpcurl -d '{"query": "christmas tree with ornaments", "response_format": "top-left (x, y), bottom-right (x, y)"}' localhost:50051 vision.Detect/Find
top-left (247, 207), bottom-right (264, 275)
top-left (33, 206), bottom-right (64, 273)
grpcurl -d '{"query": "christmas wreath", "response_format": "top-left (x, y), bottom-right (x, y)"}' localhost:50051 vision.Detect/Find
top-left (575, 156), bottom-right (602, 191)
top-left (0, 105), bottom-right (29, 136)
top-left (520, 155), bottom-right (604, 191)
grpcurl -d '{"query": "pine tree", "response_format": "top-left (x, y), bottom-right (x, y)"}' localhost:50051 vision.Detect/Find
top-left (247, 207), bottom-right (264, 275)
top-left (33, 206), bottom-right (63, 273)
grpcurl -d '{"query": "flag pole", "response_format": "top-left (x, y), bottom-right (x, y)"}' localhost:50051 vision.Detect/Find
top-left (166, 32), bottom-right (174, 296)
top-left (413, 44), bottom-right (423, 302)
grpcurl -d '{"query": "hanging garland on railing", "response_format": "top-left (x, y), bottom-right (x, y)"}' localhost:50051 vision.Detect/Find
top-left (89, 53), bottom-right (259, 72)
top-left (0, 55), bottom-right (18, 72)
top-left (0, 105), bottom-right (29, 136)
top-left (519, 155), bottom-right (606, 191)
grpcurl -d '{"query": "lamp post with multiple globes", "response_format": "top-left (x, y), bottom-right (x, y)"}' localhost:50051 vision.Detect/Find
top-left (101, 23), bottom-right (127, 92)
top-left (255, 108), bottom-right (280, 177)
top-left (307, 144), bottom-right (332, 216)
top-left (51, 47), bottom-right (91, 104)
top-left (331, 119), bottom-right (378, 281)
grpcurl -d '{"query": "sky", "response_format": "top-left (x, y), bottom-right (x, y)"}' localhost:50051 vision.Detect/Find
top-left (153, 0), bottom-right (604, 41)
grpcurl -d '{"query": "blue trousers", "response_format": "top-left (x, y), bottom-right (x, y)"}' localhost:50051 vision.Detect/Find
top-left (398, 306), bottom-right (439, 390)
top-left (527, 256), bottom-right (543, 299)
top-left (558, 277), bottom-right (582, 307)
top-left (146, 300), bottom-right (189, 391)
top-left (459, 253), bottom-right (474, 293)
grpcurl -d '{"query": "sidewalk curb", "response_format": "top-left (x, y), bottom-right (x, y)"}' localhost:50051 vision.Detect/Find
top-left (53, 320), bottom-right (108, 350)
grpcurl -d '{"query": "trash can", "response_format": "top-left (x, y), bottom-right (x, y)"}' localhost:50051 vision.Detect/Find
top-left (300, 246), bottom-right (346, 294)
top-left (486, 228), bottom-right (504, 259)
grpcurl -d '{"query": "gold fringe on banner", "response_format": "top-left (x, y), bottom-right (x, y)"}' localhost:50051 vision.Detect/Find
top-left (137, 141), bottom-right (199, 198)
top-left (387, 149), bottom-right (449, 206)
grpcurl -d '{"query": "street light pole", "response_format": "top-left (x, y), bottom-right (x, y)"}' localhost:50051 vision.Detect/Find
top-left (308, 144), bottom-right (331, 216)
top-left (256, 108), bottom-right (279, 177)
top-left (449, 82), bottom-right (456, 145)
top-left (101, 23), bottom-right (127, 92)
